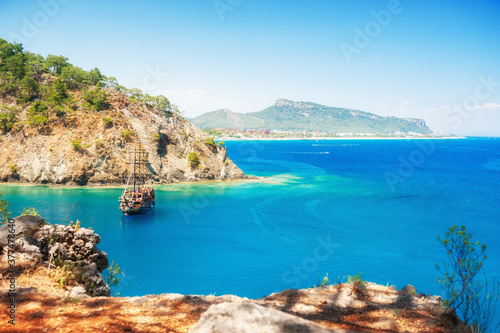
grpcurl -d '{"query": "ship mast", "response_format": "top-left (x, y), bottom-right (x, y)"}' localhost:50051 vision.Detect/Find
top-left (129, 144), bottom-right (148, 192)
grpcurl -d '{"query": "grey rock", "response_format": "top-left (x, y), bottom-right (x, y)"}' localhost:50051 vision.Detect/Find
top-left (189, 302), bottom-right (362, 333)
top-left (371, 318), bottom-right (398, 330)
top-left (399, 284), bottom-right (417, 295)
top-left (1, 215), bottom-right (111, 297)
top-left (69, 286), bottom-right (90, 299)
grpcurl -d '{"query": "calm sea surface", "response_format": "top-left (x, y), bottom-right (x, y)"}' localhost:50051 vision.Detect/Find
top-left (1, 138), bottom-right (499, 303)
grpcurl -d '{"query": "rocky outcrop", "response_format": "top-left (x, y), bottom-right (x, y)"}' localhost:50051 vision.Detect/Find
top-left (0, 89), bottom-right (246, 185)
top-left (0, 215), bottom-right (110, 296)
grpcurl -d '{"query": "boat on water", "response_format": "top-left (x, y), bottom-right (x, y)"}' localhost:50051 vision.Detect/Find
top-left (119, 145), bottom-right (155, 215)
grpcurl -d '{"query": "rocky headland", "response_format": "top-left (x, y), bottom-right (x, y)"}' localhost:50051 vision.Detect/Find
top-left (0, 215), bottom-right (465, 332)
top-left (0, 88), bottom-right (245, 186)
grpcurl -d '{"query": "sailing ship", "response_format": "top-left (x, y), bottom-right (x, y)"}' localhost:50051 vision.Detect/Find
top-left (119, 145), bottom-right (155, 215)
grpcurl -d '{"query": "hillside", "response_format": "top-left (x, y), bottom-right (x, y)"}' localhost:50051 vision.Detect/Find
top-left (190, 98), bottom-right (433, 134)
top-left (0, 39), bottom-right (245, 185)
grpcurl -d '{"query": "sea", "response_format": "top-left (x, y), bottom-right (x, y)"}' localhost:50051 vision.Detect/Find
top-left (1, 138), bottom-right (499, 309)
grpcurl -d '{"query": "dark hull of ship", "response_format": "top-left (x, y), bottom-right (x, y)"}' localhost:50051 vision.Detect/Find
top-left (121, 201), bottom-right (155, 216)
top-left (122, 202), bottom-right (155, 216)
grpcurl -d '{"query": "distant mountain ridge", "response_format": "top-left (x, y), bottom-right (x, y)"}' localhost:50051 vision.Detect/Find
top-left (189, 98), bottom-right (432, 134)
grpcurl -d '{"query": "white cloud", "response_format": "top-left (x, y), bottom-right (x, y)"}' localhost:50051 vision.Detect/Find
top-left (160, 89), bottom-right (254, 117)
top-left (402, 101), bottom-right (410, 105)
top-left (476, 102), bottom-right (500, 110)
top-left (380, 103), bottom-right (392, 107)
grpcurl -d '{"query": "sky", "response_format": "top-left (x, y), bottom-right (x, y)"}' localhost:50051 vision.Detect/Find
top-left (1, 0), bottom-right (499, 136)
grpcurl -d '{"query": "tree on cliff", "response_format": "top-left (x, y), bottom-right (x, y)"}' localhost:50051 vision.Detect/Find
top-left (436, 225), bottom-right (499, 332)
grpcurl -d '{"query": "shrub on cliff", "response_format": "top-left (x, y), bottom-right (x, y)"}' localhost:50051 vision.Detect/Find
top-left (188, 152), bottom-right (200, 169)
top-left (102, 117), bottom-right (113, 128)
top-left (83, 87), bottom-right (109, 111)
top-left (0, 193), bottom-right (10, 225)
top-left (71, 139), bottom-right (83, 151)
top-left (0, 103), bottom-right (19, 133)
top-left (121, 129), bottom-right (132, 140)
top-left (436, 225), bottom-right (499, 332)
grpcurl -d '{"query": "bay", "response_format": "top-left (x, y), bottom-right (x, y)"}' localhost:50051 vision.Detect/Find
top-left (1, 137), bottom-right (499, 306)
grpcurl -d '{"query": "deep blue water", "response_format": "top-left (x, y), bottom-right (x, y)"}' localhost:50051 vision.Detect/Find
top-left (1, 138), bottom-right (499, 305)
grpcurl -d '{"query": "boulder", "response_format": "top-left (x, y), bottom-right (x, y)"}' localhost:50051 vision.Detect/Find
top-left (188, 302), bottom-right (362, 333)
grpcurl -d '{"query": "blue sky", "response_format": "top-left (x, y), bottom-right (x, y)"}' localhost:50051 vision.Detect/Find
top-left (1, 0), bottom-right (499, 135)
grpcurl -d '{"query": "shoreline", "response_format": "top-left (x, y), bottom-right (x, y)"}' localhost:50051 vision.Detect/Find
top-left (0, 175), bottom-right (267, 190)
top-left (218, 136), bottom-right (466, 141)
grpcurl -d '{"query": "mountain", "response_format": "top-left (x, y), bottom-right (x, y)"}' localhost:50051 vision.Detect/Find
top-left (0, 38), bottom-right (245, 185)
top-left (189, 98), bottom-right (432, 134)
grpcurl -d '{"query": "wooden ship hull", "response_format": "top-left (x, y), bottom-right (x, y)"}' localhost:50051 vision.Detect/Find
top-left (119, 145), bottom-right (156, 216)
top-left (119, 188), bottom-right (156, 216)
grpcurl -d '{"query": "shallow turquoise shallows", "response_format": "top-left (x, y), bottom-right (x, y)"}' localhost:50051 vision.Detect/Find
top-left (1, 138), bottom-right (499, 305)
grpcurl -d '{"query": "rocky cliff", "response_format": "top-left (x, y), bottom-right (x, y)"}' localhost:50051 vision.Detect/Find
top-left (0, 215), bottom-right (109, 296)
top-left (0, 88), bottom-right (245, 185)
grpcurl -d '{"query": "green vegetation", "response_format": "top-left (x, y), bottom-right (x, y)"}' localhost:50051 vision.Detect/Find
top-left (102, 116), bottom-right (113, 128)
top-left (83, 87), bottom-right (109, 111)
top-left (153, 133), bottom-right (160, 141)
top-left (0, 38), bottom-right (181, 135)
top-left (317, 273), bottom-right (330, 288)
top-left (121, 129), bottom-right (132, 140)
top-left (188, 152), bottom-right (200, 168)
top-left (190, 101), bottom-right (432, 134)
top-left (347, 273), bottom-right (365, 285)
top-left (0, 193), bottom-right (11, 224)
top-left (105, 261), bottom-right (122, 296)
top-left (436, 225), bottom-right (499, 331)
top-left (21, 207), bottom-right (39, 216)
top-left (95, 138), bottom-right (105, 148)
top-left (8, 163), bottom-right (17, 173)
top-left (68, 220), bottom-right (81, 232)
top-left (71, 139), bottom-right (82, 151)
top-left (0, 103), bottom-right (19, 133)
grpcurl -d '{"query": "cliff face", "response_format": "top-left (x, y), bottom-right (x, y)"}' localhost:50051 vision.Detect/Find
top-left (0, 89), bottom-right (245, 185)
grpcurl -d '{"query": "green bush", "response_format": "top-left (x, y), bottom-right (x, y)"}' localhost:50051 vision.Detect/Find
top-left (95, 138), bottom-right (105, 148)
top-left (0, 193), bottom-right (11, 225)
top-left (153, 133), bottom-right (160, 141)
top-left (188, 152), bottom-right (200, 169)
top-left (21, 207), bottom-right (39, 216)
top-left (83, 88), bottom-right (109, 111)
top-left (0, 104), bottom-right (20, 133)
top-left (8, 163), bottom-right (17, 173)
top-left (121, 129), bottom-right (132, 140)
top-left (71, 139), bottom-right (82, 151)
top-left (105, 261), bottom-right (122, 296)
top-left (347, 273), bottom-right (365, 285)
top-left (102, 117), bottom-right (113, 128)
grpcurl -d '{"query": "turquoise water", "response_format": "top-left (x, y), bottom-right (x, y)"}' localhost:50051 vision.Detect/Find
top-left (1, 138), bottom-right (499, 305)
